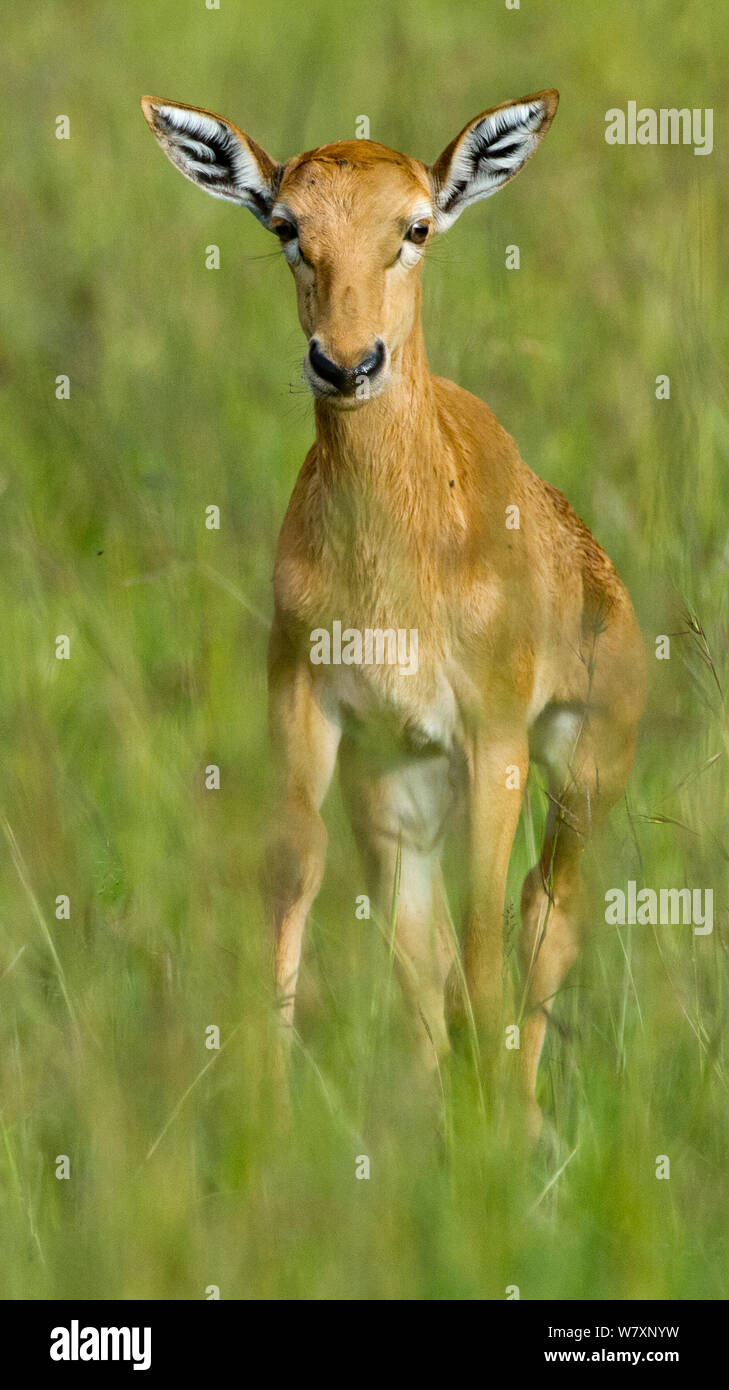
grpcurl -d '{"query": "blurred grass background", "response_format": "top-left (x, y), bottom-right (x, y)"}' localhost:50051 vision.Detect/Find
top-left (1, 0), bottom-right (727, 1299)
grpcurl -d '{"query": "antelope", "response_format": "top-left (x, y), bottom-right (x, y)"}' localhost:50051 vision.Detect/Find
top-left (141, 89), bottom-right (645, 1139)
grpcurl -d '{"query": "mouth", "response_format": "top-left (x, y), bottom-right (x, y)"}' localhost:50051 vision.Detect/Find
top-left (303, 372), bottom-right (392, 408)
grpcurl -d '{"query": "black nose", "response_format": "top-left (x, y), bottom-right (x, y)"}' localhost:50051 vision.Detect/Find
top-left (308, 339), bottom-right (386, 396)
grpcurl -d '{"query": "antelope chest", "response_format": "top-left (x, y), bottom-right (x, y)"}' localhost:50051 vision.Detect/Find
top-left (278, 507), bottom-right (507, 756)
top-left (308, 618), bottom-right (461, 755)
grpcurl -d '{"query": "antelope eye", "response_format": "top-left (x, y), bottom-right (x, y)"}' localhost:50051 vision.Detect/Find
top-left (406, 221), bottom-right (429, 245)
top-left (273, 219), bottom-right (298, 242)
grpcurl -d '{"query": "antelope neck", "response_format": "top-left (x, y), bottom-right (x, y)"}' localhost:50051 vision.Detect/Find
top-left (313, 320), bottom-right (446, 498)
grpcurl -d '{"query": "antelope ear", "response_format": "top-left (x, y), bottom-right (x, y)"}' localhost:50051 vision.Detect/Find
top-left (140, 96), bottom-right (281, 225)
top-left (430, 89), bottom-right (558, 230)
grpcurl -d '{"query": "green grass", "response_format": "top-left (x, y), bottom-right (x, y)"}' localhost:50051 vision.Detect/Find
top-left (1, 0), bottom-right (728, 1299)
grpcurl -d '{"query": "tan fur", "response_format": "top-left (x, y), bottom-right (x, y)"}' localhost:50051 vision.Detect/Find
top-left (142, 91), bottom-right (646, 1140)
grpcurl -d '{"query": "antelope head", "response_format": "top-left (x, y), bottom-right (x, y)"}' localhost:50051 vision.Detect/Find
top-left (141, 91), bottom-right (558, 408)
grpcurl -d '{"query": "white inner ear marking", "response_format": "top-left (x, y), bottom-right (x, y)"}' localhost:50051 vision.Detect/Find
top-left (176, 137), bottom-right (217, 163)
top-left (434, 99), bottom-right (548, 229)
top-left (151, 104), bottom-right (274, 218)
